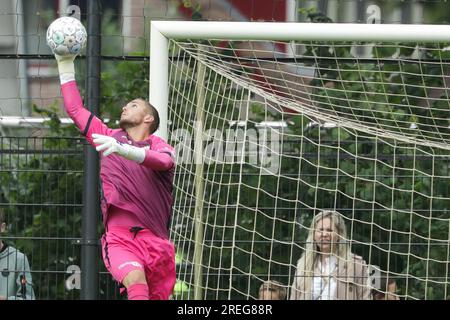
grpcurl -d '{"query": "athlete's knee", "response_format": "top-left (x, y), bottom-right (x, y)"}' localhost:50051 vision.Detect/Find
top-left (123, 269), bottom-right (147, 288)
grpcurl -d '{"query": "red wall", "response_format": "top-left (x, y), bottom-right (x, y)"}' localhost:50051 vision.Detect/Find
top-left (228, 0), bottom-right (286, 21)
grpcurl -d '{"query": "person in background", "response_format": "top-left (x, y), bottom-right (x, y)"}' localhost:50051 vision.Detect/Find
top-left (372, 271), bottom-right (400, 300)
top-left (258, 280), bottom-right (287, 300)
top-left (0, 209), bottom-right (35, 300)
top-left (290, 210), bottom-right (371, 300)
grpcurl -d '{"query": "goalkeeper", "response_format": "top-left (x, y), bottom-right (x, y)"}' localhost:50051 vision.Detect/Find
top-left (55, 54), bottom-right (176, 300)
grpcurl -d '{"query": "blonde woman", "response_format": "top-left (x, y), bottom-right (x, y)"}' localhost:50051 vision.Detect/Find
top-left (290, 210), bottom-right (370, 300)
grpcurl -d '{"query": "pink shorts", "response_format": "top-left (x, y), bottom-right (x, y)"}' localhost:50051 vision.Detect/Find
top-left (101, 226), bottom-right (176, 300)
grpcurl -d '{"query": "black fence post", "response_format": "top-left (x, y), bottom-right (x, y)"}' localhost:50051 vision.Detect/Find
top-left (81, 0), bottom-right (101, 300)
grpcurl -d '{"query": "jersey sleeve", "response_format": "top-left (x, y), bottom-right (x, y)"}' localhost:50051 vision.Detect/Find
top-left (141, 138), bottom-right (175, 171)
top-left (61, 81), bottom-right (118, 145)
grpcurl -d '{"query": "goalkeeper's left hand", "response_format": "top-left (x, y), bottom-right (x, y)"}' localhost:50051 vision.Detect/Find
top-left (92, 134), bottom-right (145, 163)
top-left (55, 54), bottom-right (76, 84)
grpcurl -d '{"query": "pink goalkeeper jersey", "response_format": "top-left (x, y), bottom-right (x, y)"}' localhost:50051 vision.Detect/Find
top-left (61, 81), bottom-right (175, 240)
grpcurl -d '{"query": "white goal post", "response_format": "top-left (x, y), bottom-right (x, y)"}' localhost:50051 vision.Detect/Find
top-left (149, 21), bottom-right (450, 300)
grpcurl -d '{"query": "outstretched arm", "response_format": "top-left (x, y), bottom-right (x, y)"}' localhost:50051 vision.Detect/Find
top-left (142, 149), bottom-right (174, 171)
top-left (56, 55), bottom-right (116, 145)
top-left (92, 134), bottom-right (174, 171)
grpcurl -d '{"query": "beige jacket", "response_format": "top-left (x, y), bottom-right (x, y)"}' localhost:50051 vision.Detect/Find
top-left (290, 254), bottom-right (371, 300)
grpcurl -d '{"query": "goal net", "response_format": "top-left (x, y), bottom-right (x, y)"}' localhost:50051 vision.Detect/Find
top-left (156, 22), bottom-right (450, 300)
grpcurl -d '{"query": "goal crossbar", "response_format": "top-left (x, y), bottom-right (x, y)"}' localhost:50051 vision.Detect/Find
top-left (149, 21), bottom-right (450, 140)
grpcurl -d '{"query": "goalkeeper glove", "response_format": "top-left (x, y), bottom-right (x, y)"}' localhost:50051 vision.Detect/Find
top-left (92, 134), bottom-right (146, 164)
top-left (55, 54), bottom-right (76, 84)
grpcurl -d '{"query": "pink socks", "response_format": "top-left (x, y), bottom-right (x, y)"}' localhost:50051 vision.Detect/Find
top-left (127, 283), bottom-right (149, 300)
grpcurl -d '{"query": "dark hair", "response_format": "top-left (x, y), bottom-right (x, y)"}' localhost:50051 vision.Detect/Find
top-left (138, 98), bottom-right (160, 134)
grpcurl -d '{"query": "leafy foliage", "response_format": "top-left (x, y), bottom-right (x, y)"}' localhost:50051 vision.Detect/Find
top-left (0, 109), bottom-right (84, 299)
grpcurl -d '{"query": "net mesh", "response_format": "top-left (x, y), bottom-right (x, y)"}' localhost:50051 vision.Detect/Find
top-left (168, 38), bottom-right (450, 300)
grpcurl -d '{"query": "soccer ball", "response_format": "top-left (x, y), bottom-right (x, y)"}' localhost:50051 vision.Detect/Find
top-left (46, 17), bottom-right (87, 56)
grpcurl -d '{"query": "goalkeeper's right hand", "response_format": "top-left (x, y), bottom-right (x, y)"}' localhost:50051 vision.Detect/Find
top-left (55, 54), bottom-right (76, 84)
